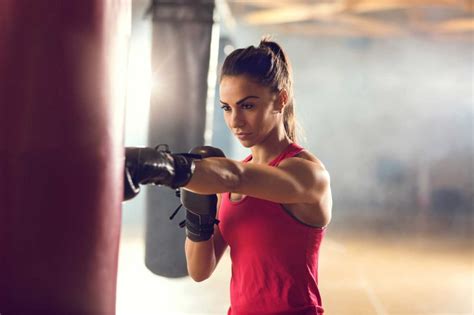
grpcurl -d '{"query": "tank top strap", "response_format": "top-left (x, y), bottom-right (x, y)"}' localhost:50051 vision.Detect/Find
top-left (241, 143), bottom-right (305, 165)
top-left (269, 142), bottom-right (305, 166)
top-left (242, 154), bottom-right (253, 163)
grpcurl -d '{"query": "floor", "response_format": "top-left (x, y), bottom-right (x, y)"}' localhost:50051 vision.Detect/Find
top-left (116, 228), bottom-right (473, 315)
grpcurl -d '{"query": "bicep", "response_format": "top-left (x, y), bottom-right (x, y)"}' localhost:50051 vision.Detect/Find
top-left (235, 158), bottom-right (330, 205)
top-left (186, 157), bottom-right (330, 208)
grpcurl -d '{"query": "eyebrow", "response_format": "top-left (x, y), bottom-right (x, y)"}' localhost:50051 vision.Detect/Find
top-left (219, 96), bottom-right (260, 106)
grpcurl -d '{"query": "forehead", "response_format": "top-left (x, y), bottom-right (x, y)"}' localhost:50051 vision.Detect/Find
top-left (219, 75), bottom-right (271, 101)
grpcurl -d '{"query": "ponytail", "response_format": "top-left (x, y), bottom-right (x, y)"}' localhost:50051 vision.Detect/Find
top-left (258, 37), bottom-right (297, 142)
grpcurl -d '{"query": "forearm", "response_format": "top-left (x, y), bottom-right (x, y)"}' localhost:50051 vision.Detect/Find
top-left (184, 158), bottom-right (242, 194)
top-left (184, 237), bottom-right (217, 282)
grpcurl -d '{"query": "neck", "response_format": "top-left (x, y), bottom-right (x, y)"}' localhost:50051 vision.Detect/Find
top-left (250, 125), bottom-right (292, 164)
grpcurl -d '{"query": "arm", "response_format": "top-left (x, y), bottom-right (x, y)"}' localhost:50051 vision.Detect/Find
top-left (186, 157), bottom-right (330, 204)
top-left (184, 194), bottom-right (228, 282)
top-left (185, 156), bottom-right (332, 226)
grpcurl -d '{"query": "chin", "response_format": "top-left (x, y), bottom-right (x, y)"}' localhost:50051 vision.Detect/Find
top-left (237, 138), bottom-right (255, 148)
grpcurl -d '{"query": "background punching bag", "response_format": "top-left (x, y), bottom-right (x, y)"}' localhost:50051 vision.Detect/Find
top-left (0, 1), bottom-right (130, 314)
top-left (144, 0), bottom-right (216, 277)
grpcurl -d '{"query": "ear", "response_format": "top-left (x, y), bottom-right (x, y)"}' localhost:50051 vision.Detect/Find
top-left (274, 89), bottom-right (288, 113)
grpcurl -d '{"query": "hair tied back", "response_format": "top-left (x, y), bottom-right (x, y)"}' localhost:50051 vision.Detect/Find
top-left (258, 37), bottom-right (287, 64)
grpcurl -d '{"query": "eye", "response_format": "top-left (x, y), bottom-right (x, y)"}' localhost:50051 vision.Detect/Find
top-left (220, 105), bottom-right (231, 112)
top-left (240, 103), bottom-right (254, 110)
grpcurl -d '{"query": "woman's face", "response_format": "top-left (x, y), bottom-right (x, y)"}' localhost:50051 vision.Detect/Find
top-left (219, 75), bottom-right (281, 148)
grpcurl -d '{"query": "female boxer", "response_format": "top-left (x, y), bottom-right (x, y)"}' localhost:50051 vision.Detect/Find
top-left (183, 38), bottom-right (332, 315)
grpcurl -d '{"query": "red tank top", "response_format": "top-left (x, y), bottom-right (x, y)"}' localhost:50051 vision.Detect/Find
top-left (218, 143), bottom-right (326, 315)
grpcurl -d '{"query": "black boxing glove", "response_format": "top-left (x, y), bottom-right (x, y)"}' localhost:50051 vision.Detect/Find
top-left (124, 166), bottom-right (140, 201)
top-left (180, 146), bottom-right (225, 242)
top-left (123, 145), bottom-right (196, 201)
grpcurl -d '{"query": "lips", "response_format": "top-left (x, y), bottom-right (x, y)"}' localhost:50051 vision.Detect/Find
top-left (236, 132), bottom-right (252, 140)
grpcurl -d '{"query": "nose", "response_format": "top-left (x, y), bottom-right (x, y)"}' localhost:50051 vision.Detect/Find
top-left (229, 109), bottom-right (245, 129)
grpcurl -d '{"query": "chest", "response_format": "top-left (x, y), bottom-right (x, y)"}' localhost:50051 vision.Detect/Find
top-left (228, 193), bottom-right (321, 227)
top-left (218, 194), bottom-right (311, 249)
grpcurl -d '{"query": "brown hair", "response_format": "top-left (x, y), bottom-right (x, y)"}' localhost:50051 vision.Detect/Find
top-left (220, 37), bottom-right (297, 142)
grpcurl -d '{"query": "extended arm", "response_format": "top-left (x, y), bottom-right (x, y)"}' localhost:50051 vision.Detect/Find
top-left (186, 157), bottom-right (330, 204)
top-left (184, 156), bottom-right (332, 226)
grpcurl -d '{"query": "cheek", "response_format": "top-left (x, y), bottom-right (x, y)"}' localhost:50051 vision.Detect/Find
top-left (257, 109), bottom-right (275, 128)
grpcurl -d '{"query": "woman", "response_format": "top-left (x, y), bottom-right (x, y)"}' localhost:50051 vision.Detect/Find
top-left (183, 38), bottom-right (332, 315)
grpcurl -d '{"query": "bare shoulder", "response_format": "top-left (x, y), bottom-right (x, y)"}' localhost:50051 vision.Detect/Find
top-left (277, 148), bottom-right (330, 199)
top-left (296, 150), bottom-right (326, 167)
top-left (279, 149), bottom-right (332, 227)
top-left (279, 149), bottom-right (328, 172)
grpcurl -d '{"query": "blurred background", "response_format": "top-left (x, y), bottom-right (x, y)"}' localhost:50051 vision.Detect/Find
top-left (119, 0), bottom-right (473, 314)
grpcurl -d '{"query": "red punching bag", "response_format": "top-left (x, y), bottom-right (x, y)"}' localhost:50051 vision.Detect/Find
top-left (0, 1), bottom-right (130, 314)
